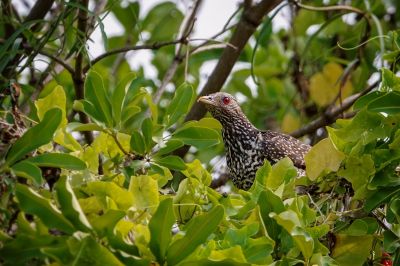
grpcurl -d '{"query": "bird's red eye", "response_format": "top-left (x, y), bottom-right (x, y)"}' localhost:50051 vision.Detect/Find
top-left (222, 97), bottom-right (231, 105)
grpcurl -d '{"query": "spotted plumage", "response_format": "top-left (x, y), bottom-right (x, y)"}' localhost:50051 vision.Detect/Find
top-left (198, 92), bottom-right (310, 190)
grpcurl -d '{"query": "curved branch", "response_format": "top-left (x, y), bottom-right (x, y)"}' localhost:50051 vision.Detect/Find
top-left (290, 80), bottom-right (380, 138)
top-left (83, 39), bottom-right (184, 73)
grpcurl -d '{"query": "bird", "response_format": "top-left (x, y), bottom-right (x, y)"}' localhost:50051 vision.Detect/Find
top-left (198, 92), bottom-right (311, 190)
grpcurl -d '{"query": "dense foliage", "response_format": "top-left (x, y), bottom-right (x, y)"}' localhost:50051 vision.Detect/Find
top-left (1, 0), bottom-right (400, 265)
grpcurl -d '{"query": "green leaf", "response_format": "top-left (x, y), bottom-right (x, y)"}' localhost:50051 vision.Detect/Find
top-left (25, 153), bottom-right (87, 170)
top-left (367, 91), bottom-right (400, 114)
top-left (153, 155), bottom-right (187, 171)
top-left (332, 234), bottom-right (373, 266)
top-left (156, 139), bottom-right (184, 156)
top-left (272, 210), bottom-right (314, 259)
top-left (173, 125), bottom-right (220, 149)
top-left (85, 71), bottom-right (113, 127)
top-left (129, 175), bottom-right (160, 212)
top-left (258, 190), bottom-right (284, 241)
top-left (166, 205), bottom-right (224, 265)
top-left (6, 108), bottom-right (62, 165)
top-left (165, 83), bottom-right (194, 127)
top-left (338, 155), bottom-right (375, 199)
top-left (67, 122), bottom-right (105, 132)
top-left (67, 236), bottom-right (124, 265)
top-left (54, 176), bottom-right (92, 232)
top-left (35, 85), bottom-right (67, 127)
top-left (141, 117), bottom-right (154, 152)
top-left (365, 187), bottom-right (400, 212)
top-left (91, 210), bottom-right (126, 236)
top-left (353, 91), bottom-right (385, 110)
top-left (305, 138), bottom-right (345, 180)
top-left (380, 68), bottom-right (400, 91)
top-left (15, 184), bottom-right (75, 234)
top-left (84, 181), bottom-right (134, 210)
top-left (149, 198), bottom-right (175, 263)
top-left (209, 246), bottom-right (247, 263)
top-left (11, 161), bottom-right (43, 185)
top-left (112, 73), bottom-right (136, 126)
top-left (130, 130), bottom-right (146, 155)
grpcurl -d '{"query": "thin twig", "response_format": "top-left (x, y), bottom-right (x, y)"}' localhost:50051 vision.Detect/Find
top-left (83, 39), bottom-right (184, 73)
top-left (38, 50), bottom-right (75, 74)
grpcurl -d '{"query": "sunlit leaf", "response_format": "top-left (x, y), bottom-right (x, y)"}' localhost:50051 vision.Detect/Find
top-left (305, 138), bottom-right (345, 180)
top-left (332, 234), bottom-right (373, 265)
top-left (129, 175), bottom-right (159, 212)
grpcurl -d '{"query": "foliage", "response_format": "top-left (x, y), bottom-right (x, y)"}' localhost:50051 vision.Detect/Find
top-left (1, 0), bottom-right (400, 265)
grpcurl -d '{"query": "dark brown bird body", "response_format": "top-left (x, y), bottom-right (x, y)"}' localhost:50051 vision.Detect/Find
top-left (199, 92), bottom-right (310, 190)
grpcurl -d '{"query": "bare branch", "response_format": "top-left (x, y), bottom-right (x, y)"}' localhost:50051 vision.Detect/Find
top-left (73, 0), bottom-right (93, 144)
top-left (83, 39), bottom-right (183, 73)
top-left (290, 80), bottom-right (380, 138)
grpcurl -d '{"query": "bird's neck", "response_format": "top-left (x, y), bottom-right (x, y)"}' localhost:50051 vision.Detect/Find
top-left (221, 114), bottom-right (258, 149)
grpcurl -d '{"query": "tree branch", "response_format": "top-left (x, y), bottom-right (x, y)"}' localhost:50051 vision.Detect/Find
top-left (83, 39), bottom-right (184, 73)
top-left (290, 80), bottom-right (380, 138)
top-left (73, 0), bottom-right (93, 144)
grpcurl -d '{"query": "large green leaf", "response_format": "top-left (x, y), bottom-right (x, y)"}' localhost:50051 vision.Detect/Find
top-left (67, 235), bottom-right (124, 265)
top-left (332, 234), bottom-right (373, 266)
top-left (156, 139), bottom-right (184, 156)
top-left (153, 155), bottom-right (187, 171)
top-left (172, 125), bottom-right (220, 149)
top-left (91, 210), bottom-right (126, 236)
top-left (141, 117), bottom-right (154, 152)
top-left (6, 108), bottom-right (62, 165)
top-left (35, 85), bottom-right (67, 127)
top-left (129, 175), bottom-right (160, 212)
top-left (112, 73), bottom-right (136, 126)
top-left (54, 176), bottom-right (92, 232)
top-left (130, 130), bottom-right (146, 155)
top-left (165, 83), bottom-right (194, 127)
top-left (84, 71), bottom-right (113, 127)
top-left (364, 187), bottom-right (400, 212)
top-left (149, 198), bottom-right (176, 263)
top-left (258, 189), bottom-right (284, 241)
top-left (166, 205), bottom-right (224, 265)
top-left (305, 138), bottom-right (345, 180)
top-left (25, 153), bottom-right (87, 170)
top-left (15, 184), bottom-right (75, 234)
top-left (367, 91), bottom-right (400, 114)
top-left (11, 161), bottom-right (43, 185)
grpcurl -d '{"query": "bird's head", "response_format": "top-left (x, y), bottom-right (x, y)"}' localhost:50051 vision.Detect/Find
top-left (198, 92), bottom-right (244, 123)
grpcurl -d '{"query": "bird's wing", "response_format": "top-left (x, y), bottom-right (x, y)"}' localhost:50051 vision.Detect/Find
top-left (260, 130), bottom-right (311, 168)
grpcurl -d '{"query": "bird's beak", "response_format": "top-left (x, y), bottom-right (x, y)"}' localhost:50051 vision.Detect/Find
top-left (198, 95), bottom-right (214, 105)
